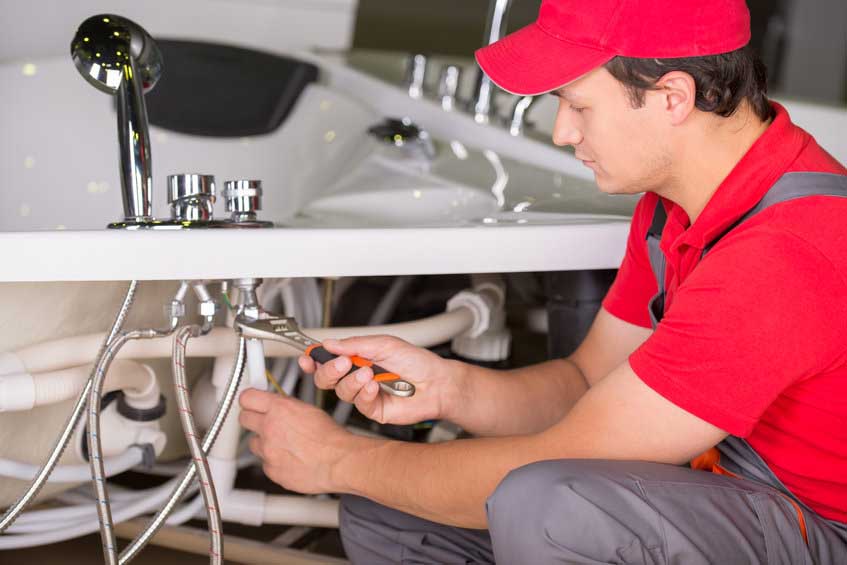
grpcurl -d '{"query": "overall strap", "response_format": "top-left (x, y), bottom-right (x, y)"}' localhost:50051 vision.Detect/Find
top-left (646, 172), bottom-right (847, 329)
top-left (645, 201), bottom-right (667, 329)
top-left (703, 172), bottom-right (847, 256)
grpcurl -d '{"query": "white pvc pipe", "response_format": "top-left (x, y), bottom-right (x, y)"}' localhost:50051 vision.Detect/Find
top-left (0, 475), bottom-right (192, 547)
top-left (245, 339), bottom-right (268, 392)
top-left (0, 446), bottom-right (144, 483)
top-left (10, 308), bottom-right (475, 375)
top-left (261, 494), bottom-right (339, 528)
top-left (0, 359), bottom-right (159, 412)
top-left (7, 487), bottom-right (202, 536)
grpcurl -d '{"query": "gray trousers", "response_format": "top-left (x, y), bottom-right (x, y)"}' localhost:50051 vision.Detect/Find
top-left (339, 459), bottom-right (847, 564)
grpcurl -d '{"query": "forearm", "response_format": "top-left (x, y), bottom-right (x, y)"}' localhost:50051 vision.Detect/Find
top-left (447, 358), bottom-right (589, 436)
top-left (334, 433), bottom-right (548, 528)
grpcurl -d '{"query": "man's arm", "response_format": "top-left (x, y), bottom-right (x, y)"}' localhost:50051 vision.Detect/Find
top-left (452, 308), bottom-right (653, 436)
top-left (333, 360), bottom-right (728, 528)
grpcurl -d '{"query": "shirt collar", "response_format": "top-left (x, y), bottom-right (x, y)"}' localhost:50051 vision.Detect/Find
top-left (661, 102), bottom-right (809, 253)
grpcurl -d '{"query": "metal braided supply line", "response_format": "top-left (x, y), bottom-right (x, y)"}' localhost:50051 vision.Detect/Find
top-left (89, 328), bottom-right (173, 565)
top-left (0, 280), bottom-right (139, 534)
top-left (118, 337), bottom-right (246, 564)
top-left (173, 325), bottom-right (223, 564)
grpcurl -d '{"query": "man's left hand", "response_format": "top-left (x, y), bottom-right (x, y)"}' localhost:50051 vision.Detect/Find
top-left (238, 388), bottom-right (366, 494)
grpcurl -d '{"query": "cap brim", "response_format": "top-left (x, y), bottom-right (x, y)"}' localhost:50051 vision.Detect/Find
top-left (475, 23), bottom-right (615, 96)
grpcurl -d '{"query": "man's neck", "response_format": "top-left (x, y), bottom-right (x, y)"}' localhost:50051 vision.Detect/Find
top-left (661, 103), bottom-right (772, 225)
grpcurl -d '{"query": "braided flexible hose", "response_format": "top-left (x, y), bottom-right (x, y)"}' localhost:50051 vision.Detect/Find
top-left (172, 326), bottom-right (223, 564)
top-left (0, 281), bottom-right (138, 533)
top-left (118, 337), bottom-right (246, 564)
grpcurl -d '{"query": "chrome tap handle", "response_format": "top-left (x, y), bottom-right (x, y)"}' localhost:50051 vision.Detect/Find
top-left (71, 14), bottom-right (163, 222)
top-left (437, 65), bottom-right (462, 111)
top-left (167, 174), bottom-right (216, 222)
top-left (223, 180), bottom-right (263, 222)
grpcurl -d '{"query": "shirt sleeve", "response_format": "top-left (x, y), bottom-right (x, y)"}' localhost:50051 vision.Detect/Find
top-left (602, 193), bottom-right (657, 329)
top-left (629, 224), bottom-right (847, 437)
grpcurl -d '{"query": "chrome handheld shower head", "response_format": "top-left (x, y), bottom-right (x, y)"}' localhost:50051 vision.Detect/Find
top-left (70, 14), bottom-right (162, 223)
top-left (71, 14), bottom-right (162, 94)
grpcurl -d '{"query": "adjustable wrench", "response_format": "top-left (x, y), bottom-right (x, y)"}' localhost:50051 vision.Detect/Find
top-left (235, 315), bottom-right (415, 398)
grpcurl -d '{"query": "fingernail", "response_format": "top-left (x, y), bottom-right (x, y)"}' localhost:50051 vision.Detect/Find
top-left (355, 369), bottom-right (370, 383)
top-left (334, 356), bottom-right (348, 371)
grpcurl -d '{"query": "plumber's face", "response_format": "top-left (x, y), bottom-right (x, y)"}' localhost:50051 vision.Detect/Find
top-left (551, 66), bottom-right (673, 195)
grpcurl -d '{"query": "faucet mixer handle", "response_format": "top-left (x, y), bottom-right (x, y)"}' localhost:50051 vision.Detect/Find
top-left (403, 53), bottom-right (428, 99)
top-left (437, 65), bottom-right (462, 111)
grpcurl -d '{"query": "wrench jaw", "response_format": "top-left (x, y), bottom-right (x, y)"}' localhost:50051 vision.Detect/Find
top-left (234, 315), bottom-right (320, 350)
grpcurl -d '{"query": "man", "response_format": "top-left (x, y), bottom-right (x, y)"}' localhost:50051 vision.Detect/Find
top-left (239, 0), bottom-right (847, 562)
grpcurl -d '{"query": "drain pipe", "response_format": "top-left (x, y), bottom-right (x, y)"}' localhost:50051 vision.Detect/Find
top-left (448, 274), bottom-right (512, 362)
top-left (0, 360), bottom-right (160, 413)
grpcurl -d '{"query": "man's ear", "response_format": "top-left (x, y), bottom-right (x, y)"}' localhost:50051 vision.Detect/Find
top-left (654, 71), bottom-right (696, 125)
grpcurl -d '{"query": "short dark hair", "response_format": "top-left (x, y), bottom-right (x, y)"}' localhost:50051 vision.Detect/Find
top-left (604, 45), bottom-right (775, 123)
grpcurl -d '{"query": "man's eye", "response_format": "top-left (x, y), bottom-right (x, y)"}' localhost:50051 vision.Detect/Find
top-left (570, 105), bottom-right (585, 113)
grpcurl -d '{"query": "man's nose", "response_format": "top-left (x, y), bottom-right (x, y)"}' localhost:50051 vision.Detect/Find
top-left (552, 106), bottom-right (583, 147)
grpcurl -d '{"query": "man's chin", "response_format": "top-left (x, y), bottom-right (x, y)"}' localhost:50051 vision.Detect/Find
top-left (594, 175), bottom-right (622, 195)
top-left (594, 175), bottom-right (644, 196)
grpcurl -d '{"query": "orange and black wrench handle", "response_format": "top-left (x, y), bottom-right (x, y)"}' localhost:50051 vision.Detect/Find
top-left (304, 344), bottom-right (415, 397)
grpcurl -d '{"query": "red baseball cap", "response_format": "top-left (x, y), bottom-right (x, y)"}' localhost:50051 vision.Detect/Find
top-left (475, 0), bottom-right (751, 96)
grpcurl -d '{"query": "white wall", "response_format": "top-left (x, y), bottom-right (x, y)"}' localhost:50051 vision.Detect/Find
top-left (0, 0), bottom-right (358, 62)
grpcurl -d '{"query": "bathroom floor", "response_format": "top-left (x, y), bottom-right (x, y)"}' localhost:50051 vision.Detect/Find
top-left (2, 525), bottom-right (346, 564)
top-left (4, 534), bottom-right (237, 564)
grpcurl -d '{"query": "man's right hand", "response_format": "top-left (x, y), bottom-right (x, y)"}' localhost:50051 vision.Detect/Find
top-left (298, 335), bottom-right (465, 426)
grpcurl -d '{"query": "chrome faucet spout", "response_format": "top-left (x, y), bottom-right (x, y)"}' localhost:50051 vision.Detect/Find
top-left (71, 14), bottom-right (162, 222)
top-left (472, 0), bottom-right (512, 124)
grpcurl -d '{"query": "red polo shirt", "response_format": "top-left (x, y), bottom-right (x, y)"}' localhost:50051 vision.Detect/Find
top-left (602, 103), bottom-right (847, 523)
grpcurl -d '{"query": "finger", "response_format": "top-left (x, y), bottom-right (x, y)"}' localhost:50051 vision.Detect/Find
top-left (334, 366), bottom-right (373, 403)
top-left (239, 388), bottom-right (276, 413)
top-left (353, 380), bottom-right (382, 419)
top-left (313, 355), bottom-right (352, 390)
top-left (249, 435), bottom-right (264, 459)
top-left (321, 336), bottom-right (400, 362)
top-left (298, 354), bottom-right (316, 374)
top-left (238, 410), bottom-right (264, 434)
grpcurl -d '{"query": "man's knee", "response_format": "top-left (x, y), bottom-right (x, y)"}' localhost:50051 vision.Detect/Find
top-left (486, 459), bottom-right (581, 534)
top-left (486, 459), bottom-right (665, 564)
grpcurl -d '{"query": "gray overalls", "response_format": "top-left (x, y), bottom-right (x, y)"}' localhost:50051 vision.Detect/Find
top-left (339, 172), bottom-right (847, 564)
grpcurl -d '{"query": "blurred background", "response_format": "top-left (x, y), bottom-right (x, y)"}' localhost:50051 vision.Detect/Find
top-left (353, 0), bottom-right (847, 106)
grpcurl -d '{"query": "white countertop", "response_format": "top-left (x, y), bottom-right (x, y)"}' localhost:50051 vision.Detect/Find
top-left (0, 220), bottom-right (629, 282)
